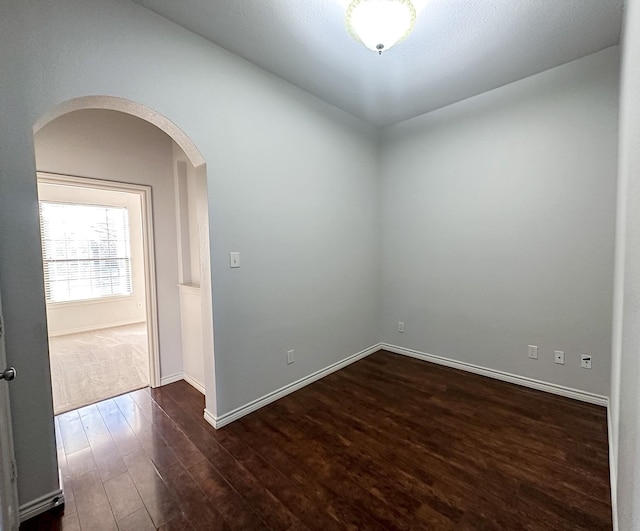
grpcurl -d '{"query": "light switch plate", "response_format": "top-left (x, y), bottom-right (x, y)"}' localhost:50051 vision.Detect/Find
top-left (229, 252), bottom-right (240, 268)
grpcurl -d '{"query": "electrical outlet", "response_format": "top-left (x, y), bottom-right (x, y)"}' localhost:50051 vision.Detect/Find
top-left (397, 321), bottom-right (405, 333)
top-left (287, 349), bottom-right (294, 365)
top-left (554, 350), bottom-right (565, 365)
top-left (581, 354), bottom-right (592, 369)
top-left (527, 345), bottom-right (538, 360)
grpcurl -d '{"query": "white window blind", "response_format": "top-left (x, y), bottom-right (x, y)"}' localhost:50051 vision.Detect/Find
top-left (39, 201), bottom-right (133, 303)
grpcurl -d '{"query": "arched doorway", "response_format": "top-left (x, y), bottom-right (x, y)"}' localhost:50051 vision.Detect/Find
top-left (32, 97), bottom-right (215, 413)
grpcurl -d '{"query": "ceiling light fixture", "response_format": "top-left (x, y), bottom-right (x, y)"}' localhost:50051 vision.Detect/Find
top-left (346, 0), bottom-right (417, 55)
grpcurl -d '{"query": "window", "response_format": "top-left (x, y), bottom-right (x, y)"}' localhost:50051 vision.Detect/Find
top-left (39, 201), bottom-right (132, 303)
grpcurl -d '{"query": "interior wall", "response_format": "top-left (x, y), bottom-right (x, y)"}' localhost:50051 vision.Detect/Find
top-left (34, 109), bottom-right (184, 377)
top-left (173, 141), bottom-right (205, 390)
top-left (0, 0), bottom-right (378, 507)
top-left (610, 0), bottom-right (640, 526)
top-left (172, 142), bottom-right (201, 287)
top-left (379, 47), bottom-right (619, 396)
top-left (3, 0), bottom-right (619, 517)
top-left (37, 181), bottom-right (146, 336)
top-left (186, 160), bottom-right (201, 286)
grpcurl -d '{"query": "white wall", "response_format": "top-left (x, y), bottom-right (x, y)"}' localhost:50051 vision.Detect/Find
top-left (178, 285), bottom-right (205, 390)
top-left (37, 181), bottom-right (146, 335)
top-left (172, 141), bottom-right (202, 287)
top-left (610, 0), bottom-right (640, 527)
top-left (35, 109), bottom-right (185, 378)
top-left (186, 158), bottom-right (201, 286)
top-left (379, 47), bottom-right (619, 396)
top-left (0, 0), bottom-right (378, 509)
top-left (173, 141), bottom-right (205, 390)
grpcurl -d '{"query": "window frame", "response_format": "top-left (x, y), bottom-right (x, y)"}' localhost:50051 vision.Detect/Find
top-left (39, 200), bottom-right (134, 305)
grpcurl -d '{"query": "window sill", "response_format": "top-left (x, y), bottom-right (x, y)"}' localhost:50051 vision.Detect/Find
top-left (46, 294), bottom-right (134, 309)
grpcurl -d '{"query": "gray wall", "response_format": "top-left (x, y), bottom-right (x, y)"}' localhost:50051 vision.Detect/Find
top-left (0, 0), bottom-right (622, 515)
top-left (0, 0), bottom-right (378, 506)
top-left (379, 47), bottom-right (619, 396)
top-left (610, 0), bottom-right (640, 527)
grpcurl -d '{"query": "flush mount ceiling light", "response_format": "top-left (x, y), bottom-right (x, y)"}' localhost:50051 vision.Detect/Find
top-left (346, 0), bottom-right (417, 55)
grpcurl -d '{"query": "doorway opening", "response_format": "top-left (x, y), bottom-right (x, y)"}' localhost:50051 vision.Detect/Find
top-left (37, 174), bottom-right (159, 414)
top-left (32, 96), bottom-right (217, 420)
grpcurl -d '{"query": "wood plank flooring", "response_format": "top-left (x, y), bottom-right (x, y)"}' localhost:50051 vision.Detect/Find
top-left (21, 350), bottom-right (612, 530)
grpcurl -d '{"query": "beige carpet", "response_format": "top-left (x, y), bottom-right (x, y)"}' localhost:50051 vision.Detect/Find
top-left (49, 323), bottom-right (149, 414)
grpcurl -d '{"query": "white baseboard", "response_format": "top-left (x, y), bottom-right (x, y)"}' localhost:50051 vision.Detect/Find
top-left (184, 373), bottom-right (205, 394)
top-left (381, 343), bottom-right (609, 407)
top-left (160, 372), bottom-right (184, 386)
top-left (19, 469), bottom-right (65, 522)
top-left (48, 319), bottom-right (145, 337)
top-left (205, 341), bottom-right (608, 429)
top-left (204, 407), bottom-right (216, 428)
top-left (205, 343), bottom-right (382, 429)
top-left (608, 405), bottom-right (618, 531)
top-left (160, 372), bottom-right (205, 394)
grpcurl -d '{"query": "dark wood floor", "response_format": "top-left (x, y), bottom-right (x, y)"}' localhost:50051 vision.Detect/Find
top-left (21, 350), bottom-right (612, 530)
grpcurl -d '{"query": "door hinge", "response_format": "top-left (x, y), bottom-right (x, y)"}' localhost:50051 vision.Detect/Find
top-left (0, 315), bottom-right (3, 339)
top-left (11, 458), bottom-right (17, 481)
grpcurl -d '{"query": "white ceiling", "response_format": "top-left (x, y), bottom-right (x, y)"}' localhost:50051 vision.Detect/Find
top-left (130, 0), bottom-right (623, 126)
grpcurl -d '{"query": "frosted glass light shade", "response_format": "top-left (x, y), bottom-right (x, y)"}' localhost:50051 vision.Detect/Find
top-left (346, 0), bottom-right (417, 54)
